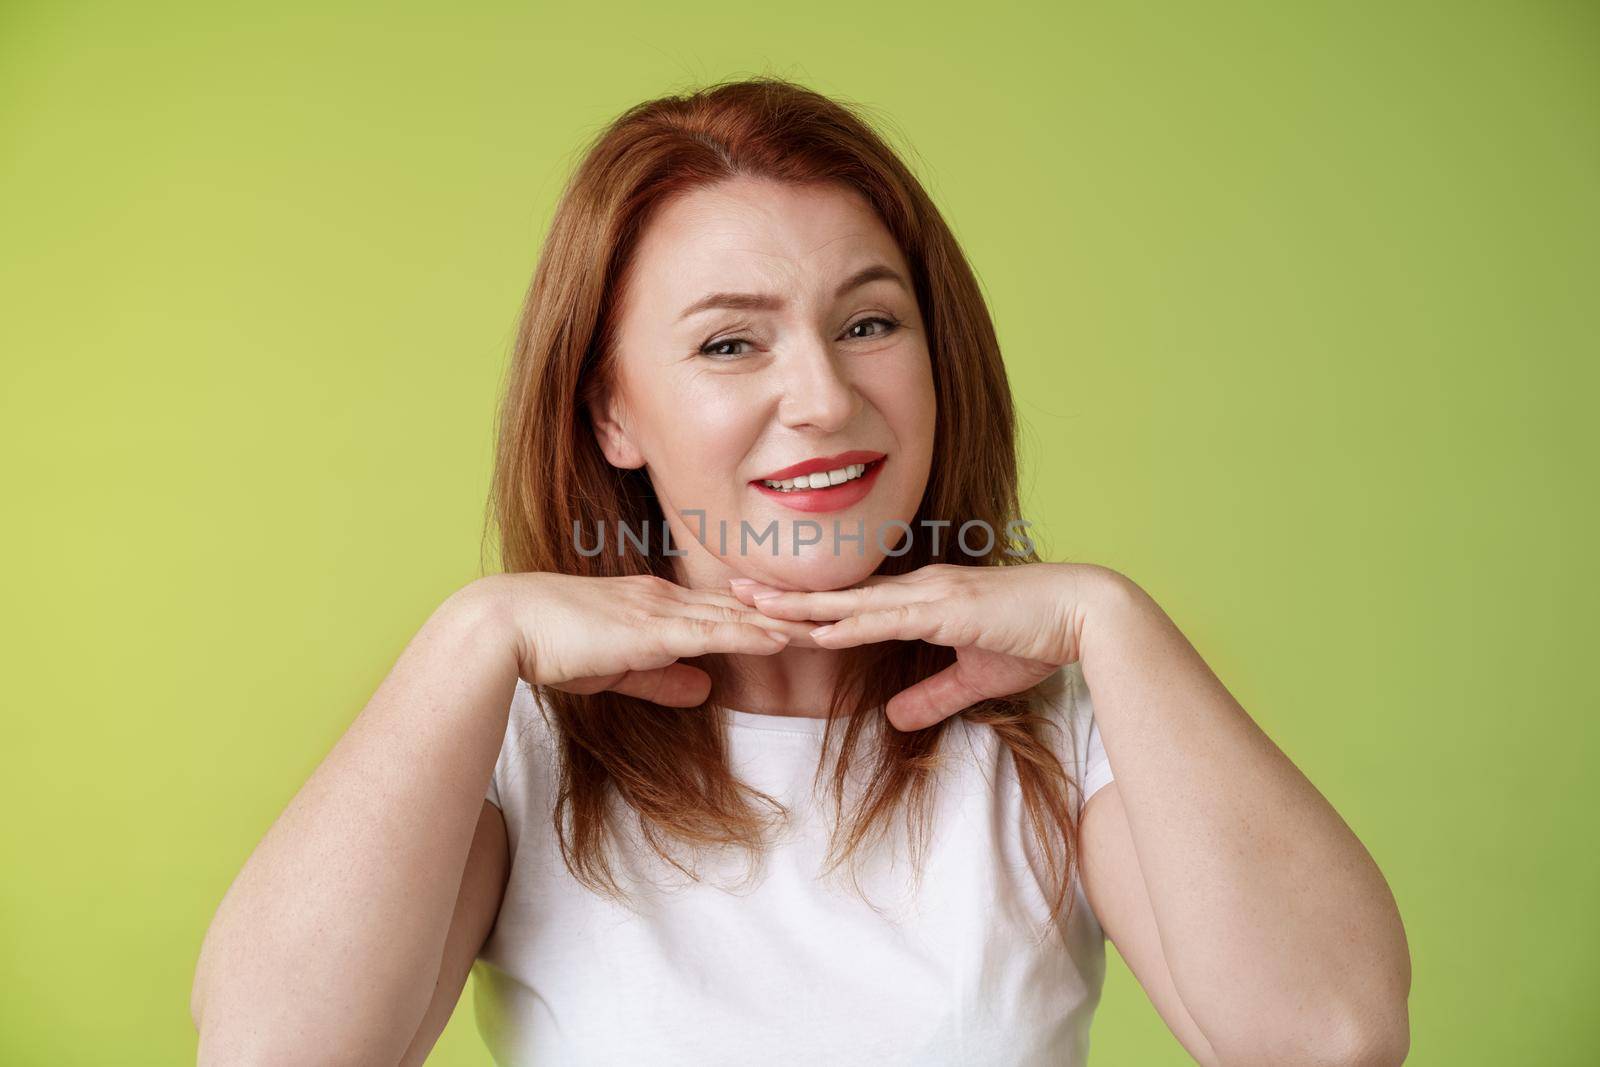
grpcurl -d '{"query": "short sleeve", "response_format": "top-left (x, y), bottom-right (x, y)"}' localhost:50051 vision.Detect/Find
top-left (1071, 664), bottom-right (1116, 809)
top-left (1037, 661), bottom-right (1115, 817)
top-left (483, 678), bottom-right (559, 821)
top-left (484, 679), bottom-right (536, 810)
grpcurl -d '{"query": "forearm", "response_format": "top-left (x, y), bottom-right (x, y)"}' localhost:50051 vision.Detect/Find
top-left (1076, 569), bottom-right (1410, 1064)
top-left (192, 582), bottom-right (519, 1065)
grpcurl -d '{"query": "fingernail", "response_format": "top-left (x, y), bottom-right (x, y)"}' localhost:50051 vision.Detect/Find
top-left (753, 590), bottom-right (782, 601)
top-left (729, 577), bottom-right (755, 587)
top-left (809, 624), bottom-right (835, 637)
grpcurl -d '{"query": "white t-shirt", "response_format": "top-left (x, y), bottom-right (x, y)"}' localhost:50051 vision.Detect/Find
top-left (472, 661), bottom-right (1116, 1065)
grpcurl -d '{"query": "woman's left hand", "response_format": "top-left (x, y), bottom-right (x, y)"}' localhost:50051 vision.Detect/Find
top-left (728, 561), bottom-right (1119, 731)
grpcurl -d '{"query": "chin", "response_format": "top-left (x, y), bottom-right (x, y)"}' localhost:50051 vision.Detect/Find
top-left (734, 548), bottom-right (885, 592)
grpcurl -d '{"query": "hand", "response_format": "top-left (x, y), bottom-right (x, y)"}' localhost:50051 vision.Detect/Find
top-left (728, 562), bottom-right (1115, 731)
top-left (471, 572), bottom-right (822, 707)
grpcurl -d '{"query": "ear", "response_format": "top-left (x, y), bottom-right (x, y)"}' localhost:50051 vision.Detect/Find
top-left (587, 383), bottom-right (646, 470)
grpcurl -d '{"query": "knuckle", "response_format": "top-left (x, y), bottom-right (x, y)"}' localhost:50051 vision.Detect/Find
top-left (627, 573), bottom-right (671, 595)
top-left (677, 614), bottom-right (715, 635)
top-left (620, 601), bottom-right (655, 629)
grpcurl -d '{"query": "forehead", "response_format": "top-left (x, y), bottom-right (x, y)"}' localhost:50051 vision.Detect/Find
top-left (624, 178), bottom-right (908, 304)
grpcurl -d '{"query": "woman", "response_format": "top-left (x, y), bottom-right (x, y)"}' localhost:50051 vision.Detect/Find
top-left (191, 77), bottom-right (1411, 1066)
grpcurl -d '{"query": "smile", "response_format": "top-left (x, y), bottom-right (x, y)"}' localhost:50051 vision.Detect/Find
top-left (749, 457), bottom-right (888, 514)
top-left (760, 462), bottom-right (871, 492)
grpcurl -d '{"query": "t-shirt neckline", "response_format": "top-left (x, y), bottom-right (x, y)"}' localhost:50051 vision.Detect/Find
top-left (716, 710), bottom-right (883, 735)
top-left (715, 705), bottom-right (864, 735)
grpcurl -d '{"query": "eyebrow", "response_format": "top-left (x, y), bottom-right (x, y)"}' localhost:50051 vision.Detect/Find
top-left (675, 263), bottom-right (910, 322)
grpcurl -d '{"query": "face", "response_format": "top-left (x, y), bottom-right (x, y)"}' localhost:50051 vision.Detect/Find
top-left (592, 176), bottom-right (936, 592)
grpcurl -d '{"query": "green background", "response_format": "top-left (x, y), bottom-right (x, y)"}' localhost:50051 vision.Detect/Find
top-left (2, 1), bottom-right (1594, 1063)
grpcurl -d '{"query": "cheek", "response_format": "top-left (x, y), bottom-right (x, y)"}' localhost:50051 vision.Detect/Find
top-left (869, 349), bottom-right (937, 445)
top-left (645, 383), bottom-right (764, 485)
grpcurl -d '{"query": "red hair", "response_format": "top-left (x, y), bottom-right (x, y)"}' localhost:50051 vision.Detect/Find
top-left (488, 75), bottom-right (1085, 936)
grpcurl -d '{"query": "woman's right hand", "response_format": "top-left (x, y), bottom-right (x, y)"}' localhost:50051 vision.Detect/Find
top-left (466, 572), bottom-right (818, 706)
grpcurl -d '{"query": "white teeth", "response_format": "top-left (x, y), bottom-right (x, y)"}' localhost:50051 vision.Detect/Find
top-left (761, 462), bottom-right (870, 492)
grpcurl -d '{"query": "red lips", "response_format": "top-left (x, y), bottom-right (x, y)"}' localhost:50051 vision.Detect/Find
top-left (752, 450), bottom-right (887, 483)
top-left (749, 454), bottom-right (887, 514)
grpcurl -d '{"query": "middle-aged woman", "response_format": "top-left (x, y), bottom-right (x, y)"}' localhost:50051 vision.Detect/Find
top-left (192, 76), bottom-right (1411, 1066)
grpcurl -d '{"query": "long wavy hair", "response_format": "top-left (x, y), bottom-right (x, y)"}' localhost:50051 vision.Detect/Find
top-left (487, 75), bottom-right (1086, 936)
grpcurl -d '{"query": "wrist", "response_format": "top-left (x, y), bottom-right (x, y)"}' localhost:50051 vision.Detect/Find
top-left (433, 576), bottom-right (523, 671)
top-left (1064, 564), bottom-right (1145, 666)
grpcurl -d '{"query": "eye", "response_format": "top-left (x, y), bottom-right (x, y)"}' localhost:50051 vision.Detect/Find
top-left (697, 316), bottom-right (901, 361)
top-left (844, 315), bottom-right (902, 341)
top-left (698, 336), bottom-right (755, 360)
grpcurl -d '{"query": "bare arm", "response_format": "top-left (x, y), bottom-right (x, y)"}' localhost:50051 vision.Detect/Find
top-left (1081, 783), bottom-right (1221, 1066)
top-left (191, 582), bottom-right (519, 1065)
top-left (1076, 569), bottom-right (1411, 1066)
top-left (397, 798), bottom-right (509, 1067)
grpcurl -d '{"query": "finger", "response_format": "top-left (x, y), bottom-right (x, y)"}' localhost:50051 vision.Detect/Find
top-left (728, 573), bottom-right (909, 591)
top-left (882, 663), bottom-right (990, 731)
top-left (611, 663), bottom-right (715, 707)
top-left (806, 601), bottom-right (977, 649)
top-left (670, 585), bottom-right (770, 610)
top-left (726, 573), bottom-right (909, 606)
top-left (676, 581), bottom-right (882, 617)
top-left (657, 616), bottom-right (795, 660)
top-left (553, 664), bottom-right (717, 707)
top-left (732, 581), bottom-right (929, 623)
top-left (670, 596), bottom-right (795, 625)
top-left (666, 599), bottom-right (829, 646)
top-left (632, 578), bottom-right (788, 617)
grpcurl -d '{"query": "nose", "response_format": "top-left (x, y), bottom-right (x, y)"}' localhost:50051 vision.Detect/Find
top-left (776, 336), bottom-right (860, 433)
